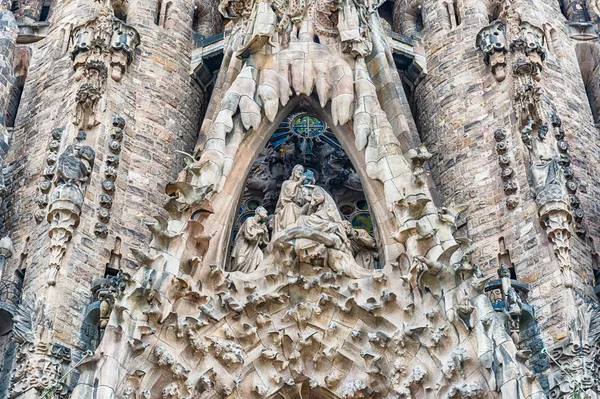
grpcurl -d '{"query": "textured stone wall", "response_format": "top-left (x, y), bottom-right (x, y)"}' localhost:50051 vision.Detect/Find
top-left (1, 0), bottom-right (207, 370)
top-left (394, 0), bottom-right (599, 346)
top-left (0, 7), bottom-right (17, 123)
top-left (0, 0), bottom-right (599, 396)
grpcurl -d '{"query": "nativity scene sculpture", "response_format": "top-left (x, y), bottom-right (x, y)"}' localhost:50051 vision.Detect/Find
top-left (69, 0), bottom-right (546, 397)
top-left (232, 166), bottom-right (374, 279)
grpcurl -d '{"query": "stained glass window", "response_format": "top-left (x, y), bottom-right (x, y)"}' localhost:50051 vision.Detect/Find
top-left (291, 114), bottom-right (326, 139)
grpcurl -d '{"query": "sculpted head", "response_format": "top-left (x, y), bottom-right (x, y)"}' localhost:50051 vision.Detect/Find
top-left (303, 169), bottom-right (316, 185)
top-left (342, 220), bottom-right (354, 234)
top-left (255, 206), bottom-right (268, 222)
top-left (292, 165), bottom-right (304, 180)
top-left (310, 187), bottom-right (326, 207)
top-left (79, 146), bottom-right (95, 163)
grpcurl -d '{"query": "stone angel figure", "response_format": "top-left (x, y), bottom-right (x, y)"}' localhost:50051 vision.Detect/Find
top-left (231, 206), bottom-right (270, 273)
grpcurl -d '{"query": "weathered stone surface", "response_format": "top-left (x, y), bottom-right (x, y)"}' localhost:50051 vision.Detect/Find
top-left (1, 0), bottom-right (600, 398)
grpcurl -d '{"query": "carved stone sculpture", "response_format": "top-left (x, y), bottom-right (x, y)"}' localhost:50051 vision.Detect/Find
top-left (36, 127), bottom-right (64, 223)
top-left (547, 298), bottom-right (600, 398)
top-left (521, 120), bottom-right (573, 288)
top-left (477, 21), bottom-right (508, 81)
top-left (47, 132), bottom-right (95, 285)
top-left (66, 2), bottom-right (544, 398)
top-left (477, 11), bottom-right (579, 289)
top-left (273, 164), bottom-right (306, 234)
top-left (71, 6), bottom-right (140, 128)
top-left (96, 114), bottom-right (126, 236)
top-left (8, 298), bottom-right (73, 398)
top-left (71, 197), bottom-right (543, 399)
top-left (230, 206), bottom-right (269, 273)
top-left (494, 128), bottom-right (519, 209)
top-left (343, 220), bottom-right (378, 269)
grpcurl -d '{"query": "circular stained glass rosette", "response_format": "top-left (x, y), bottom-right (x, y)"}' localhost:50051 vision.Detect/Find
top-left (352, 212), bottom-right (373, 234)
top-left (291, 114), bottom-right (326, 139)
top-left (356, 200), bottom-right (369, 211)
top-left (339, 204), bottom-right (355, 216)
top-left (247, 199), bottom-right (261, 211)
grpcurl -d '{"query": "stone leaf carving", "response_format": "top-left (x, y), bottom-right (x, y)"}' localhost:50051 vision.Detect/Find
top-left (8, 298), bottom-right (74, 398)
top-left (547, 298), bottom-right (600, 398)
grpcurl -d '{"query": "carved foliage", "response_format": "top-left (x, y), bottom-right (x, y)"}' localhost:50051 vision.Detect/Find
top-left (8, 299), bottom-right (73, 398)
top-left (546, 301), bottom-right (600, 398)
top-left (70, 193), bottom-right (542, 399)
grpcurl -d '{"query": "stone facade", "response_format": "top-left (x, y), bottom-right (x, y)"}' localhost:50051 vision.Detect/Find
top-left (0, 0), bottom-right (599, 398)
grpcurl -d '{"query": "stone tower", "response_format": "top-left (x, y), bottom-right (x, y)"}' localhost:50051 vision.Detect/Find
top-left (0, 0), bottom-right (598, 397)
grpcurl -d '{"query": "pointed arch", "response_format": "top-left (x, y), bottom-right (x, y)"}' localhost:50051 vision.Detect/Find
top-left (198, 95), bottom-right (400, 276)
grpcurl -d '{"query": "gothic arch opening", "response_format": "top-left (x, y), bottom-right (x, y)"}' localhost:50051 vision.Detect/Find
top-left (227, 109), bottom-right (379, 272)
top-left (196, 93), bottom-right (395, 273)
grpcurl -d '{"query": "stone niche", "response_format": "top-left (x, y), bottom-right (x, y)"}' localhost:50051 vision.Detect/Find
top-left (229, 111), bottom-right (377, 270)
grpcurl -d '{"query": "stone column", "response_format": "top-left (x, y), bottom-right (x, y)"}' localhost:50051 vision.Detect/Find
top-left (407, 0), bottom-right (599, 350)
